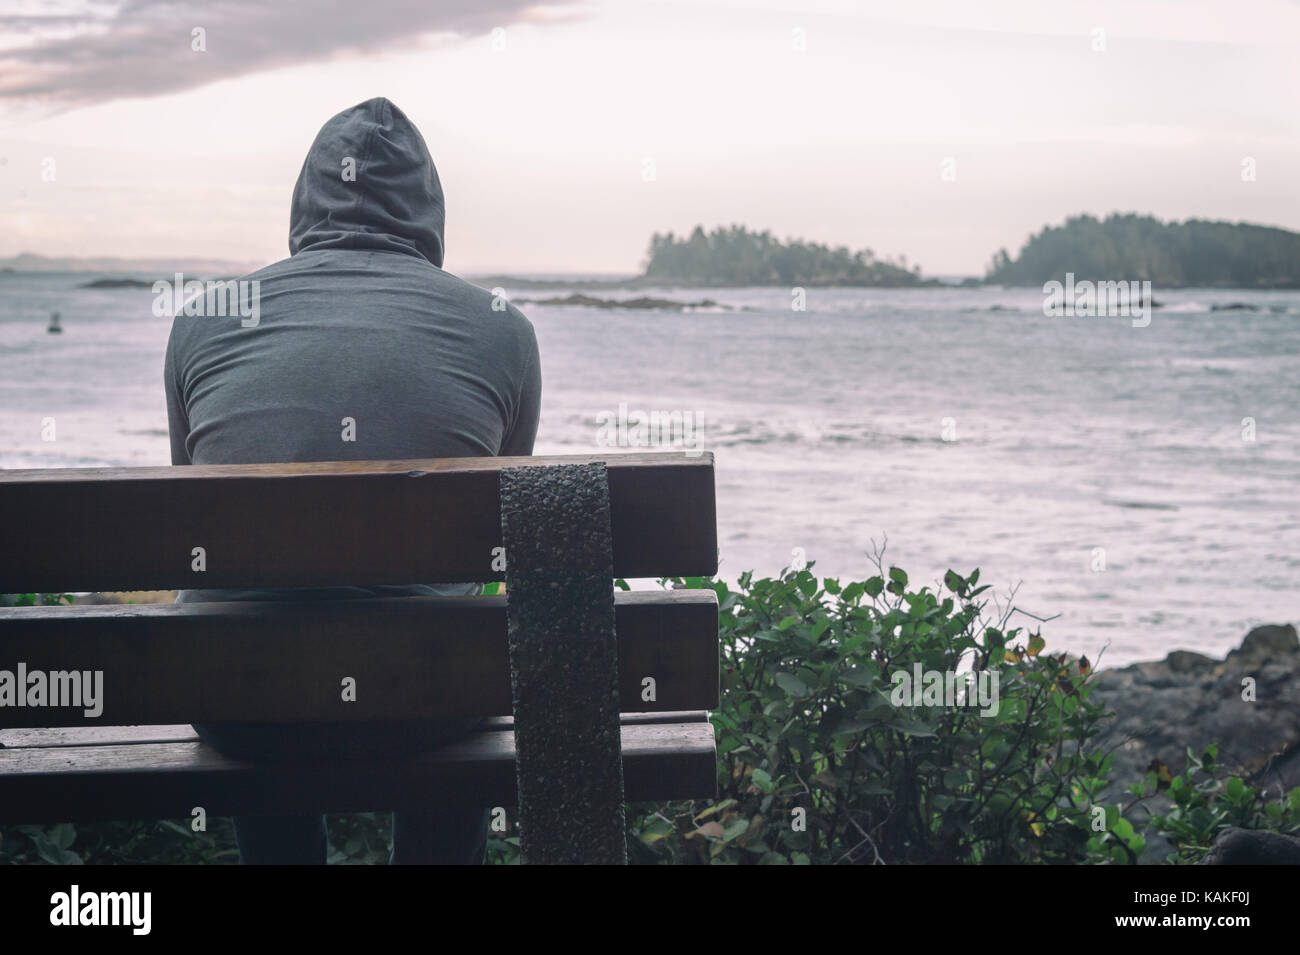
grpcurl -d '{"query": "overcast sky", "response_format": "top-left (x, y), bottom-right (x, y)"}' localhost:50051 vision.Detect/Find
top-left (1, 0), bottom-right (1298, 276)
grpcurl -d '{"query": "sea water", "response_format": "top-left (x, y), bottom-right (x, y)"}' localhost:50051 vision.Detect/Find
top-left (1, 272), bottom-right (1296, 666)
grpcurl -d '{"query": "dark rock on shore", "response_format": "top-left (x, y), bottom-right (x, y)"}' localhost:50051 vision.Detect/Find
top-left (1203, 828), bottom-right (1300, 864)
top-left (517, 293), bottom-right (722, 310)
top-left (1089, 624), bottom-right (1300, 860)
top-left (79, 277), bottom-right (154, 289)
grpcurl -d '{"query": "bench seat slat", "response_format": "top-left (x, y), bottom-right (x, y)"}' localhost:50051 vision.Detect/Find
top-left (0, 712), bottom-right (713, 750)
top-left (0, 720), bottom-right (718, 823)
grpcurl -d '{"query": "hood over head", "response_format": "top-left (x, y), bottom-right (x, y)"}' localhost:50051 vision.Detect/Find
top-left (289, 97), bottom-right (444, 267)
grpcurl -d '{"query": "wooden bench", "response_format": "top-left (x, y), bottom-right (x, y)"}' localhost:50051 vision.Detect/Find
top-left (0, 452), bottom-right (719, 863)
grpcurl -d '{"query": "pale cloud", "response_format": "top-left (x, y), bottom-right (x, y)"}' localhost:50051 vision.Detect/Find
top-left (0, 0), bottom-right (590, 111)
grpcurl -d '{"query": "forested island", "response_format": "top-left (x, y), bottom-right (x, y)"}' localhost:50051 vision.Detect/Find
top-left (985, 213), bottom-right (1300, 288)
top-left (642, 225), bottom-right (928, 286)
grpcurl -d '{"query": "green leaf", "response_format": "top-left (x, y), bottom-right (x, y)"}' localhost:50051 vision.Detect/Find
top-left (774, 672), bottom-right (810, 697)
top-left (721, 819), bottom-right (750, 842)
top-left (889, 717), bottom-right (936, 738)
top-left (693, 799), bottom-right (736, 821)
top-left (638, 816), bottom-right (675, 844)
top-left (50, 823), bottom-right (76, 850)
top-left (833, 717), bottom-right (878, 736)
top-left (836, 667), bottom-right (875, 688)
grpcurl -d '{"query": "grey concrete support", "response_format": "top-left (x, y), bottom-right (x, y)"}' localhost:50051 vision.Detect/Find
top-left (499, 462), bottom-right (626, 864)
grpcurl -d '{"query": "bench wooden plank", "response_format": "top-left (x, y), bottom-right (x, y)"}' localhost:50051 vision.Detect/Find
top-left (0, 712), bottom-right (713, 749)
top-left (0, 721), bottom-right (718, 823)
top-left (0, 725), bottom-right (200, 748)
top-left (0, 453), bottom-right (718, 592)
top-left (0, 591), bottom-right (718, 726)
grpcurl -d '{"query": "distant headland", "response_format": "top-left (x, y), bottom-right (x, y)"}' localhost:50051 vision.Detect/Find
top-left (985, 213), bottom-right (1300, 289)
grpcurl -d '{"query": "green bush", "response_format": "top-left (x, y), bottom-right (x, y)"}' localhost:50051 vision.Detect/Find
top-left (626, 559), bottom-right (1122, 864)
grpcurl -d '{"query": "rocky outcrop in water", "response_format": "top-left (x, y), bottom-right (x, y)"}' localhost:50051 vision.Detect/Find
top-left (516, 293), bottom-right (721, 310)
top-left (78, 278), bottom-right (154, 289)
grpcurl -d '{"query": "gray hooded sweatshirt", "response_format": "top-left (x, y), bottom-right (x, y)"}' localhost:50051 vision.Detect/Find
top-left (164, 97), bottom-right (541, 604)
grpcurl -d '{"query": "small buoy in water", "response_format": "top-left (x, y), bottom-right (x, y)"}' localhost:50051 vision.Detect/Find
top-left (47, 311), bottom-right (62, 334)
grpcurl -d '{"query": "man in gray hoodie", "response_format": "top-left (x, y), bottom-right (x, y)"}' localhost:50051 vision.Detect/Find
top-left (164, 97), bottom-right (541, 864)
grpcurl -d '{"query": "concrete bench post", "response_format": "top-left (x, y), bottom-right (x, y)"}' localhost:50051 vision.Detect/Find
top-left (499, 462), bottom-right (627, 864)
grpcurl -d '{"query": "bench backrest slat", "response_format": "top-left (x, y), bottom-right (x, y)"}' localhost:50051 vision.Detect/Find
top-left (0, 453), bottom-right (717, 592)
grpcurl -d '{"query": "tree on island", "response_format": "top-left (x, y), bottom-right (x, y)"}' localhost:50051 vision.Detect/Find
top-left (985, 213), bottom-right (1300, 288)
top-left (643, 224), bottom-right (925, 286)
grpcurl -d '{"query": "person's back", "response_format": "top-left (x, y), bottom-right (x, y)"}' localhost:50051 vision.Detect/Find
top-left (166, 96), bottom-right (539, 490)
top-left (162, 97), bottom-right (541, 864)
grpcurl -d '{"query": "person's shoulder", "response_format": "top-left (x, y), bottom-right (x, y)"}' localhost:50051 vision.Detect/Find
top-left (232, 255), bottom-right (296, 284)
top-left (165, 259), bottom-right (286, 345)
top-left (435, 269), bottom-right (535, 328)
top-left (239, 259), bottom-right (287, 282)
